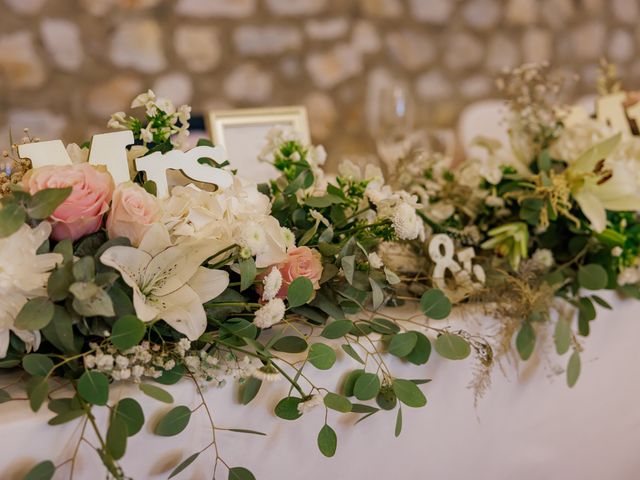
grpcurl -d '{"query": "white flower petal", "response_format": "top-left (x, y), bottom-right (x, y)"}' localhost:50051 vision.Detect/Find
top-left (574, 190), bottom-right (607, 233)
top-left (100, 246), bottom-right (151, 289)
top-left (146, 245), bottom-right (208, 297)
top-left (0, 330), bottom-right (9, 359)
top-left (188, 267), bottom-right (229, 303)
top-left (138, 223), bottom-right (172, 257)
top-left (159, 285), bottom-right (207, 340)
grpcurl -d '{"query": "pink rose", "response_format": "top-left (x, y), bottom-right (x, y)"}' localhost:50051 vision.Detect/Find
top-left (23, 163), bottom-right (114, 241)
top-left (270, 246), bottom-right (323, 299)
top-left (106, 182), bottom-right (161, 246)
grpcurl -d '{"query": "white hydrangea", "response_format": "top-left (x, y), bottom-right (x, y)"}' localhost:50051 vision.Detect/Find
top-left (532, 248), bottom-right (554, 269)
top-left (392, 202), bottom-right (423, 240)
top-left (368, 252), bottom-right (384, 269)
top-left (253, 298), bottom-right (286, 329)
top-left (262, 267), bottom-right (283, 301)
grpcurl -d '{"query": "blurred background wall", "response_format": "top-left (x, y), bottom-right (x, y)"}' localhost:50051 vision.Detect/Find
top-left (1, 0), bottom-right (639, 169)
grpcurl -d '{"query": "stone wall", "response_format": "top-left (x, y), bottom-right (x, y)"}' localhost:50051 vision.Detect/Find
top-left (1, 0), bottom-right (639, 168)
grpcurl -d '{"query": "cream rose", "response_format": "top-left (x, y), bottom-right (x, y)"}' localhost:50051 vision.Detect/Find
top-left (106, 182), bottom-right (161, 246)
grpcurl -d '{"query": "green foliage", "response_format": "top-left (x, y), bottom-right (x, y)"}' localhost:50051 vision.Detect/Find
top-left (317, 424), bottom-right (337, 457)
top-left (239, 258), bottom-right (256, 292)
top-left (169, 453), bottom-right (200, 479)
top-left (155, 406), bottom-right (191, 436)
top-left (139, 383), bottom-right (174, 404)
top-left (15, 297), bottom-right (54, 330)
top-left (106, 415), bottom-right (128, 460)
top-left (324, 393), bottom-right (352, 413)
top-left (274, 396), bottom-right (303, 420)
top-left (434, 333), bottom-right (471, 360)
top-left (554, 319), bottom-right (571, 355)
top-left (420, 289), bottom-right (452, 320)
top-left (228, 467), bottom-right (256, 480)
top-left (0, 203), bottom-right (27, 238)
top-left (22, 354), bottom-right (54, 377)
top-left (578, 264), bottom-right (608, 290)
top-left (516, 322), bottom-right (536, 361)
top-left (110, 315), bottom-right (146, 350)
top-left (392, 379), bottom-right (427, 408)
top-left (567, 351), bottom-right (581, 388)
top-left (388, 332), bottom-right (418, 358)
top-left (23, 460), bottom-right (55, 480)
top-left (321, 320), bottom-right (354, 339)
top-left (406, 332), bottom-right (431, 365)
top-left (241, 377), bottom-right (262, 405)
top-left (287, 277), bottom-right (314, 307)
top-left (272, 336), bottom-right (308, 353)
top-left (307, 343), bottom-right (336, 370)
top-left (112, 398), bottom-right (145, 437)
top-left (26, 376), bottom-right (49, 412)
top-left (77, 371), bottom-right (109, 406)
top-left (353, 373), bottom-right (381, 401)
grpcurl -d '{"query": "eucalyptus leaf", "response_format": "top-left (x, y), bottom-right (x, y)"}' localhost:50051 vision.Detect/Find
top-left (22, 354), bottom-right (54, 377)
top-left (419, 289), bottom-right (451, 319)
top-left (307, 343), bottom-right (336, 370)
top-left (77, 371), bottom-right (109, 406)
top-left (406, 331), bottom-right (431, 365)
top-left (0, 203), bottom-right (26, 238)
top-left (110, 315), bottom-right (145, 350)
top-left (341, 255), bottom-right (355, 285)
top-left (113, 398), bottom-right (145, 437)
top-left (287, 277), bottom-right (314, 308)
top-left (388, 332), bottom-right (418, 358)
top-left (169, 452), bottom-right (200, 479)
top-left (239, 258), bottom-right (256, 292)
top-left (14, 297), bottom-right (54, 330)
top-left (343, 369), bottom-right (365, 397)
top-left (228, 467), bottom-right (256, 480)
top-left (516, 322), bottom-right (536, 361)
top-left (324, 392), bottom-right (352, 413)
top-left (271, 336), bottom-right (308, 353)
top-left (155, 405), bottom-right (191, 436)
top-left (392, 379), bottom-right (427, 408)
top-left (370, 278), bottom-right (385, 310)
top-left (434, 333), bottom-right (471, 360)
top-left (106, 415), bottom-right (128, 460)
top-left (554, 319), bottom-right (571, 355)
top-left (274, 396), bottom-right (303, 420)
top-left (241, 377), bottom-right (262, 405)
top-left (27, 187), bottom-right (71, 219)
top-left (353, 373), bottom-right (381, 401)
top-left (341, 344), bottom-right (365, 364)
top-left (23, 460), bottom-right (55, 480)
top-left (139, 383), bottom-right (174, 404)
top-left (578, 264), bottom-right (608, 290)
top-left (395, 407), bottom-right (403, 438)
top-left (321, 320), bottom-right (353, 339)
top-left (567, 351), bottom-right (581, 387)
top-left (26, 376), bottom-right (49, 412)
top-left (317, 424), bottom-right (337, 457)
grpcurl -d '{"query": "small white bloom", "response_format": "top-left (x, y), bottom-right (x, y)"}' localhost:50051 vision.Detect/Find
top-left (118, 368), bottom-right (132, 380)
top-left (238, 221), bottom-right (266, 256)
top-left (532, 248), bottom-right (554, 269)
top-left (252, 365), bottom-right (281, 382)
top-left (131, 365), bottom-right (145, 380)
top-left (392, 202), bottom-right (423, 240)
top-left (485, 195), bottom-right (505, 208)
top-left (97, 354), bottom-right (114, 370)
top-left (282, 228), bottom-right (296, 250)
top-left (185, 355), bottom-right (201, 371)
top-left (253, 298), bottom-right (286, 329)
top-left (368, 252), bottom-right (384, 269)
top-left (297, 394), bottom-right (324, 414)
top-left (140, 125), bottom-right (154, 144)
top-left (290, 151), bottom-right (301, 162)
top-left (611, 246), bottom-right (623, 257)
top-left (310, 209), bottom-right (330, 227)
top-left (131, 89), bottom-right (156, 108)
top-left (115, 355), bottom-right (129, 369)
top-left (84, 355), bottom-right (96, 369)
top-left (618, 267), bottom-right (640, 286)
top-left (262, 267), bottom-right (283, 301)
top-left (164, 359), bottom-right (176, 370)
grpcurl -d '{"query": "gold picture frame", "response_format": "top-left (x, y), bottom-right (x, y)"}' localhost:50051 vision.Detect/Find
top-left (206, 106), bottom-right (310, 183)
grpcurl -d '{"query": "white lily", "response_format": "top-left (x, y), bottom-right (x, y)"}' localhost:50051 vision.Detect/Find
top-left (568, 133), bottom-right (640, 233)
top-left (100, 223), bottom-right (229, 340)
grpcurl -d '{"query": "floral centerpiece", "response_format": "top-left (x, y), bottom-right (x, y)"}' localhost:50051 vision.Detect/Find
top-left (0, 61), bottom-right (639, 480)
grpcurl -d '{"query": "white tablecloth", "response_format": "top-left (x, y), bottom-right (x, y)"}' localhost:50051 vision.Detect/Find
top-left (1, 291), bottom-right (639, 480)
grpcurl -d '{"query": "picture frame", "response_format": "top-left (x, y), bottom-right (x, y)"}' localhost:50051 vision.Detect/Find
top-left (206, 106), bottom-right (311, 183)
